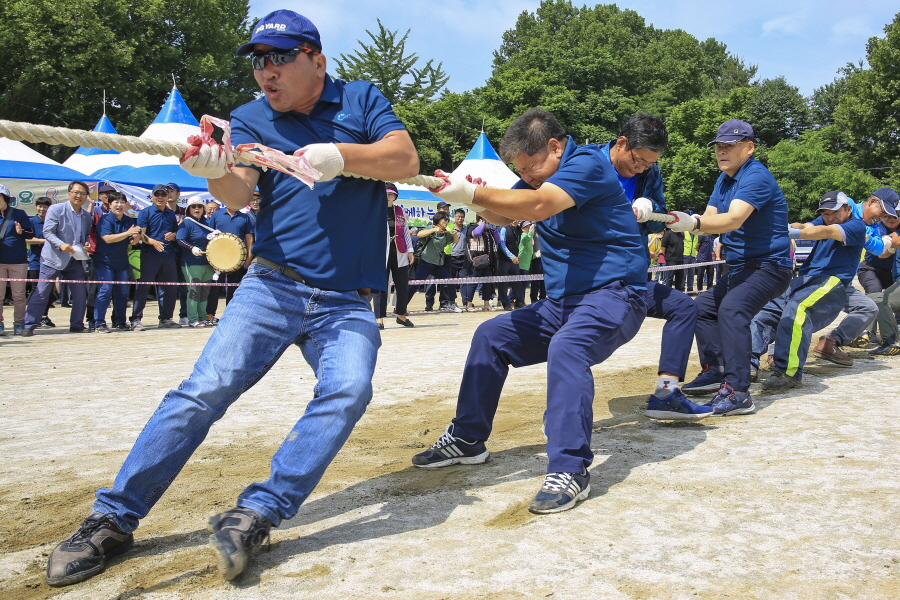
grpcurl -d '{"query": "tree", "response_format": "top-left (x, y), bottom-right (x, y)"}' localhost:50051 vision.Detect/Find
top-left (832, 13), bottom-right (900, 182)
top-left (745, 77), bottom-right (810, 147)
top-left (333, 20), bottom-right (449, 105)
top-left (809, 75), bottom-right (849, 129)
top-left (0, 0), bottom-right (258, 161)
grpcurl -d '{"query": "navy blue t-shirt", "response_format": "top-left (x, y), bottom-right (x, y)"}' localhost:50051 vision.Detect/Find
top-left (177, 218), bottom-right (211, 267)
top-left (94, 212), bottom-right (136, 271)
top-left (28, 215), bottom-right (44, 270)
top-left (708, 157), bottom-right (792, 271)
top-left (513, 137), bottom-right (648, 298)
top-left (0, 207), bottom-right (34, 264)
top-left (209, 210), bottom-right (253, 238)
top-left (137, 205), bottom-right (178, 255)
top-left (230, 75), bottom-right (405, 291)
top-left (799, 215), bottom-right (867, 283)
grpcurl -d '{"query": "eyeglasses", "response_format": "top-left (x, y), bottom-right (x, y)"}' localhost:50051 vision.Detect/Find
top-left (249, 46), bottom-right (319, 70)
top-left (629, 149), bottom-right (656, 170)
top-left (153, 192), bottom-right (168, 197)
top-left (69, 190), bottom-right (88, 197)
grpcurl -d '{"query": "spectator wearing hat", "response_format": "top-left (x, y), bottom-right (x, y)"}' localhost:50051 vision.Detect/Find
top-left (177, 198), bottom-right (215, 327)
top-left (0, 184), bottom-right (35, 335)
top-left (408, 211), bottom-right (459, 306)
top-left (25, 196), bottom-right (57, 327)
top-left (85, 183), bottom-right (115, 330)
top-left (93, 192), bottom-right (141, 332)
top-left (749, 191), bottom-right (869, 390)
top-left (165, 183), bottom-right (190, 324)
top-left (205, 198), bottom-right (255, 323)
top-left (373, 182), bottom-right (414, 328)
top-left (129, 184), bottom-right (181, 330)
top-left (22, 181), bottom-right (94, 335)
top-left (423, 200), bottom-right (458, 311)
top-left (672, 119), bottom-right (794, 415)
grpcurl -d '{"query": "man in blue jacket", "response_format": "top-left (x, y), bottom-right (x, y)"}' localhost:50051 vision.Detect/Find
top-left (598, 114), bottom-right (710, 421)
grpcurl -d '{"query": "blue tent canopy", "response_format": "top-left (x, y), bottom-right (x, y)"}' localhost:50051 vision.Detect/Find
top-left (72, 115), bottom-right (119, 157)
top-left (90, 164), bottom-right (208, 191)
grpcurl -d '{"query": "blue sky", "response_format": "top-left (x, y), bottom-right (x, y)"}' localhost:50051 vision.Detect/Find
top-left (250, 1), bottom-right (898, 97)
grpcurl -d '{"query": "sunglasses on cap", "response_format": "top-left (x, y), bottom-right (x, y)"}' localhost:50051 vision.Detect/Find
top-left (249, 46), bottom-right (320, 70)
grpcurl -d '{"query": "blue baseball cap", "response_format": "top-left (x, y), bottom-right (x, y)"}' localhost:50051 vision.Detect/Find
top-left (708, 119), bottom-right (754, 146)
top-left (236, 10), bottom-right (321, 55)
top-left (166, 182), bottom-right (180, 193)
top-left (817, 191), bottom-right (851, 213)
top-left (872, 187), bottom-right (899, 218)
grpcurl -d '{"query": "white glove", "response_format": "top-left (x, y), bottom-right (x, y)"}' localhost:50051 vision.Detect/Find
top-left (882, 235), bottom-right (897, 254)
top-left (427, 170), bottom-right (486, 212)
top-left (180, 137), bottom-right (230, 179)
top-left (633, 197), bottom-right (653, 223)
top-left (666, 211), bottom-right (699, 233)
top-left (191, 246), bottom-right (203, 257)
top-left (296, 143), bottom-right (344, 182)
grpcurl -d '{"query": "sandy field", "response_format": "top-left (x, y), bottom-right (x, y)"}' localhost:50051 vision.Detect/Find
top-left (0, 295), bottom-right (898, 600)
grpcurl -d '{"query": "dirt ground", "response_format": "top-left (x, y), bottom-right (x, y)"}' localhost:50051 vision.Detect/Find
top-left (0, 296), bottom-right (898, 600)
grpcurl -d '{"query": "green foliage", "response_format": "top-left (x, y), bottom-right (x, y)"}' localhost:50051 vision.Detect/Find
top-left (333, 19), bottom-right (449, 105)
top-left (745, 77), bottom-right (809, 147)
top-left (809, 75), bottom-right (848, 128)
top-left (0, 0), bottom-right (257, 161)
top-left (766, 128), bottom-right (882, 222)
top-left (832, 13), bottom-right (900, 181)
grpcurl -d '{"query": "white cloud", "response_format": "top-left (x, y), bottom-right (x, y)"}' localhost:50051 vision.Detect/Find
top-left (761, 15), bottom-right (804, 37)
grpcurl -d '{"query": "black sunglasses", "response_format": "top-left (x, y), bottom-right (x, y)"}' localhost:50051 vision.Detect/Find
top-left (153, 192), bottom-right (168, 197)
top-left (249, 46), bottom-right (319, 70)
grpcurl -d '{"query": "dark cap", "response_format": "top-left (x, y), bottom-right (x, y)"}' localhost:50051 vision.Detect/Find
top-left (872, 187), bottom-right (899, 218)
top-left (236, 10), bottom-right (321, 55)
top-left (151, 184), bottom-right (169, 195)
top-left (436, 201), bottom-right (450, 209)
top-left (385, 182), bottom-right (398, 195)
top-left (817, 190), bottom-right (850, 213)
top-left (98, 183), bottom-right (116, 193)
top-left (166, 182), bottom-right (180, 193)
top-left (708, 119), bottom-right (754, 146)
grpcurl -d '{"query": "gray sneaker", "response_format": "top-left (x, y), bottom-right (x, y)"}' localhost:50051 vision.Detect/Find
top-left (158, 319), bottom-right (182, 329)
top-left (46, 512), bottom-right (133, 587)
top-left (208, 507), bottom-right (272, 580)
top-left (130, 319), bottom-right (145, 331)
top-left (447, 303), bottom-right (463, 313)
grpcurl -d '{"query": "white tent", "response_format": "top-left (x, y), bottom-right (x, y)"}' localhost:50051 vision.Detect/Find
top-left (89, 86), bottom-right (208, 190)
top-left (0, 137), bottom-right (95, 214)
top-left (62, 113), bottom-right (122, 175)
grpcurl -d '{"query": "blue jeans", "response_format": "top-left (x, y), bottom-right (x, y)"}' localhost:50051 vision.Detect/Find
top-left (451, 283), bottom-right (646, 473)
top-left (94, 261), bottom-right (381, 530)
top-left (94, 265), bottom-right (130, 326)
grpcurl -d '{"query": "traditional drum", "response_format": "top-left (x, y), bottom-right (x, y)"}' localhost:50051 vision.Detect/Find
top-left (205, 232), bottom-right (247, 273)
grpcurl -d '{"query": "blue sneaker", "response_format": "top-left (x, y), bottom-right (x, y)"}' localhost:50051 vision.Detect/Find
top-left (704, 383), bottom-right (756, 416)
top-left (412, 425), bottom-right (490, 468)
top-left (528, 469), bottom-right (590, 514)
top-left (682, 365), bottom-right (724, 396)
top-left (645, 388), bottom-right (714, 421)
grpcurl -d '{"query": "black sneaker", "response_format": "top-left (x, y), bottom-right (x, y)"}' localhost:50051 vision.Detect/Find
top-left (96, 324), bottom-right (111, 333)
top-left (46, 512), bottom-right (134, 587)
top-left (395, 317), bottom-right (414, 328)
top-left (412, 425), bottom-right (490, 468)
top-left (208, 507), bottom-right (272, 580)
top-left (41, 315), bottom-right (56, 328)
top-left (869, 341), bottom-right (900, 356)
top-left (69, 326), bottom-right (86, 333)
top-left (760, 371), bottom-right (801, 392)
top-left (528, 469), bottom-right (591, 514)
top-left (424, 304), bottom-right (434, 312)
top-left (113, 323), bottom-right (130, 332)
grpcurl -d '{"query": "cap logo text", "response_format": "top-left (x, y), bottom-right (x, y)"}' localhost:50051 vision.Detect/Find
top-left (255, 23), bottom-right (287, 34)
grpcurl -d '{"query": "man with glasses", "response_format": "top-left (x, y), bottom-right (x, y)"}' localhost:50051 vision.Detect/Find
top-left (21, 181), bottom-right (94, 336)
top-left (670, 119), bottom-right (793, 415)
top-left (128, 184), bottom-right (181, 330)
top-left (46, 9), bottom-right (418, 586)
top-left (598, 114), bottom-right (711, 420)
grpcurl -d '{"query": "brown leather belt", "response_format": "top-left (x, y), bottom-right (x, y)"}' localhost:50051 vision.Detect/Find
top-left (252, 256), bottom-right (370, 295)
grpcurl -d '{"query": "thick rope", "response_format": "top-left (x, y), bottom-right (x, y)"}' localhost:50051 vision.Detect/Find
top-left (0, 117), bottom-right (675, 221)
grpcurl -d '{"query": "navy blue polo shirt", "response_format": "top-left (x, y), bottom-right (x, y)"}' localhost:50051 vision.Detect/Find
top-left (94, 212), bottom-right (136, 271)
top-left (209, 210), bottom-right (253, 239)
top-left (708, 157), bottom-right (792, 271)
top-left (28, 215), bottom-right (44, 270)
top-left (137, 204), bottom-right (178, 255)
top-left (230, 75), bottom-right (404, 291)
top-left (177, 218), bottom-right (211, 266)
top-left (599, 143), bottom-right (637, 201)
top-left (513, 137), bottom-right (648, 299)
top-left (0, 207), bottom-right (34, 264)
top-left (799, 215), bottom-right (867, 283)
